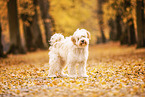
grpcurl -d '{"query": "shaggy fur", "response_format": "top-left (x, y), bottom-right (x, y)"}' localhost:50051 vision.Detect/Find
top-left (48, 29), bottom-right (90, 77)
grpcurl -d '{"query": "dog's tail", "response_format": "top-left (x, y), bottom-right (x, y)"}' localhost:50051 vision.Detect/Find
top-left (49, 33), bottom-right (64, 46)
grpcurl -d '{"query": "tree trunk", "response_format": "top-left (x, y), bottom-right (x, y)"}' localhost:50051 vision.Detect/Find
top-left (0, 22), bottom-right (4, 57)
top-left (143, 0), bottom-right (145, 47)
top-left (128, 18), bottom-right (136, 45)
top-left (136, 0), bottom-right (145, 48)
top-left (7, 0), bottom-right (26, 54)
top-left (100, 26), bottom-right (106, 43)
top-left (23, 24), bottom-right (34, 51)
top-left (120, 19), bottom-right (136, 45)
top-left (115, 14), bottom-right (122, 41)
top-left (31, 0), bottom-right (45, 49)
top-left (122, 0), bottom-right (136, 45)
top-left (21, 0), bottom-right (45, 51)
top-left (38, 0), bottom-right (53, 46)
top-left (120, 23), bottom-right (128, 45)
top-left (108, 18), bottom-right (117, 41)
top-left (21, 14), bottom-right (36, 51)
top-left (97, 0), bottom-right (106, 43)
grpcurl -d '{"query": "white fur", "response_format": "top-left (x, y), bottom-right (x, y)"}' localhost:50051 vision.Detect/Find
top-left (48, 29), bottom-right (90, 77)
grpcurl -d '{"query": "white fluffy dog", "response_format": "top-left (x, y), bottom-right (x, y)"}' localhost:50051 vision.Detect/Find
top-left (48, 28), bottom-right (90, 77)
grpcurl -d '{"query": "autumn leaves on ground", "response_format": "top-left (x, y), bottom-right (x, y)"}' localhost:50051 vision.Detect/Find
top-left (0, 42), bottom-right (145, 97)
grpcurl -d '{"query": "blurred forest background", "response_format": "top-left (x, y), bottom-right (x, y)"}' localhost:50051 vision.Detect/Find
top-left (0, 0), bottom-right (145, 57)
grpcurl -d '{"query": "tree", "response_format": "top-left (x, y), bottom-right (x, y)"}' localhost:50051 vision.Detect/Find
top-left (20, 0), bottom-right (45, 51)
top-left (20, 1), bottom-right (36, 51)
top-left (144, 0), bottom-right (145, 41)
top-left (0, 22), bottom-right (4, 57)
top-left (97, 0), bottom-right (106, 43)
top-left (144, 0), bottom-right (145, 45)
top-left (21, 14), bottom-right (35, 51)
top-left (31, 0), bottom-right (45, 49)
top-left (108, 19), bottom-right (117, 41)
top-left (121, 0), bottom-right (136, 45)
top-left (38, 0), bottom-right (53, 46)
top-left (127, 18), bottom-right (136, 45)
top-left (115, 14), bottom-right (122, 41)
top-left (104, 0), bottom-right (123, 42)
top-left (105, 0), bottom-right (136, 45)
top-left (136, 0), bottom-right (145, 48)
top-left (7, 0), bottom-right (26, 54)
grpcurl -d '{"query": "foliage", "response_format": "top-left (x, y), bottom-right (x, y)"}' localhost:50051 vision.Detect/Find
top-left (0, 42), bottom-right (145, 96)
top-left (18, 0), bottom-right (35, 26)
top-left (18, 0), bottom-right (34, 15)
top-left (0, 0), bottom-right (98, 51)
top-left (49, 0), bottom-right (97, 36)
top-left (0, 0), bottom-right (9, 44)
top-left (0, 0), bottom-right (7, 18)
top-left (103, 0), bottom-right (136, 25)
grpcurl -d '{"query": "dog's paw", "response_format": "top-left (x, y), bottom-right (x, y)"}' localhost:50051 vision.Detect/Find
top-left (59, 74), bottom-right (68, 77)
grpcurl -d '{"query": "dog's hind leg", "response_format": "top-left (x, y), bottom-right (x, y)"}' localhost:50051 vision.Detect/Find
top-left (57, 58), bottom-right (68, 77)
top-left (48, 54), bottom-right (60, 77)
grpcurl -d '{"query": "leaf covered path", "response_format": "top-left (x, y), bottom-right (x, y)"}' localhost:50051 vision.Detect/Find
top-left (0, 42), bottom-right (145, 97)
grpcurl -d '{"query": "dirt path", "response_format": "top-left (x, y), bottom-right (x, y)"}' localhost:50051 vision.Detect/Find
top-left (0, 42), bottom-right (145, 97)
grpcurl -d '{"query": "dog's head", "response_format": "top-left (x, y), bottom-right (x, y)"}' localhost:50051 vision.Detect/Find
top-left (71, 28), bottom-right (91, 48)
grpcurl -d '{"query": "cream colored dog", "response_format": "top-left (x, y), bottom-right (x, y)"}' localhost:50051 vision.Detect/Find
top-left (48, 29), bottom-right (90, 77)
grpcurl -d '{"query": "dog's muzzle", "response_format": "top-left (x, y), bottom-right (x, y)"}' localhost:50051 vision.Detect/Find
top-left (80, 39), bottom-right (87, 46)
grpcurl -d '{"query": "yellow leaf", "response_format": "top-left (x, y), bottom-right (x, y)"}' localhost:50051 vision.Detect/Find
top-left (16, 90), bottom-right (20, 94)
top-left (102, 81), bottom-right (106, 85)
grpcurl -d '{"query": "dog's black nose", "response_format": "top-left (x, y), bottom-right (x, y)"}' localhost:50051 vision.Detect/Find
top-left (81, 40), bottom-right (84, 43)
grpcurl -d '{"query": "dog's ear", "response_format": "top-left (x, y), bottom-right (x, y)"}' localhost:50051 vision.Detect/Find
top-left (87, 31), bottom-right (91, 40)
top-left (76, 28), bottom-right (80, 31)
top-left (71, 36), bottom-right (76, 45)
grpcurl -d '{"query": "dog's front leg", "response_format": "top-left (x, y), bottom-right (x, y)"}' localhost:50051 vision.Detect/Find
top-left (48, 65), bottom-right (57, 77)
top-left (67, 63), bottom-right (77, 77)
top-left (78, 62), bottom-right (88, 77)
